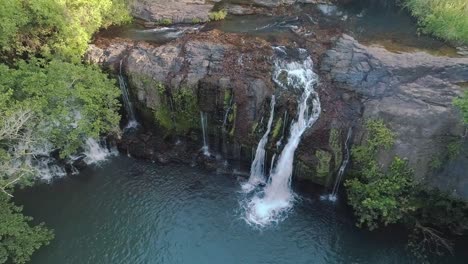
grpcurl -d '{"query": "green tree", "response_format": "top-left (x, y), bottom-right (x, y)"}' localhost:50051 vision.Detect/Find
top-left (0, 195), bottom-right (54, 264)
top-left (0, 59), bottom-right (121, 157)
top-left (0, 0), bottom-right (131, 62)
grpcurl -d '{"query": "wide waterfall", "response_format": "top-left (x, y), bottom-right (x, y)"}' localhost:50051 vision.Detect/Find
top-left (242, 96), bottom-right (276, 192)
top-left (243, 51), bottom-right (321, 226)
top-left (323, 127), bottom-right (353, 202)
top-left (118, 60), bottom-right (138, 129)
top-left (200, 111), bottom-right (210, 156)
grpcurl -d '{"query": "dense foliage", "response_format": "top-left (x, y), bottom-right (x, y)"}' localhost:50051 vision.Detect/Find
top-left (403, 0), bottom-right (468, 44)
top-left (346, 119), bottom-right (468, 261)
top-left (0, 60), bottom-right (121, 263)
top-left (0, 1), bottom-right (130, 262)
top-left (0, 195), bottom-right (54, 264)
top-left (0, 0), bottom-right (131, 62)
top-left (345, 120), bottom-right (415, 230)
top-left (0, 59), bottom-right (121, 159)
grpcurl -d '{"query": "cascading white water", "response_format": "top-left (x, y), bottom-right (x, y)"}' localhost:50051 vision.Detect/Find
top-left (323, 127), bottom-right (353, 202)
top-left (200, 111), bottom-right (210, 156)
top-left (244, 54), bottom-right (321, 226)
top-left (118, 60), bottom-right (138, 129)
top-left (242, 96), bottom-right (276, 192)
top-left (83, 138), bottom-right (117, 165)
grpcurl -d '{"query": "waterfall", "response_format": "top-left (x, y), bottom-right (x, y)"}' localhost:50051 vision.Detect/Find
top-left (222, 97), bottom-right (234, 132)
top-left (200, 111), bottom-right (210, 156)
top-left (242, 96), bottom-right (276, 192)
top-left (323, 127), bottom-right (353, 202)
top-left (12, 137), bottom-right (116, 182)
top-left (243, 53), bottom-right (321, 226)
top-left (118, 60), bottom-right (138, 129)
top-left (83, 138), bottom-right (117, 165)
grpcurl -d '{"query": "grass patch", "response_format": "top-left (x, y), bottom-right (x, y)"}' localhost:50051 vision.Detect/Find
top-left (403, 0), bottom-right (468, 44)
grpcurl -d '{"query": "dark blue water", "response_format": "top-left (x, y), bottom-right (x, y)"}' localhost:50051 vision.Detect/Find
top-left (15, 156), bottom-right (467, 264)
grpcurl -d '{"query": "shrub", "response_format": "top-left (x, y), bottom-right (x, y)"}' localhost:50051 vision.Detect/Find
top-left (454, 90), bottom-right (468, 124)
top-left (208, 10), bottom-right (227, 21)
top-left (345, 119), bottom-right (414, 229)
top-left (159, 18), bottom-right (173, 26)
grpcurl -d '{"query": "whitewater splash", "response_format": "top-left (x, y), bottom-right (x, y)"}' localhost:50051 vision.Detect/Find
top-left (13, 138), bottom-right (116, 182)
top-left (242, 96), bottom-right (276, 192)
top-left (243, 51), bottom-right (321, 226)
top-left (83, 138), bottom-right (118, 165)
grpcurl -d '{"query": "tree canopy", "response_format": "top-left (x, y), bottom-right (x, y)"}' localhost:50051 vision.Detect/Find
top-left (0, 195), bottom-right (54, 264)
top-left (0, 1), bottom-right (130, 263)
top-left (0, 0), bottom-right (131, 62)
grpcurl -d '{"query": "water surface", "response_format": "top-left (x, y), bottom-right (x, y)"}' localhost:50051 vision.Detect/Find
top-left (16, 156), bottom-right (467, 264)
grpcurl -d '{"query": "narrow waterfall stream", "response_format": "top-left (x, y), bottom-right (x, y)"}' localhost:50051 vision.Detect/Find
top-left (242, 96), bottom-right (276, 192)
top-left (118, 60), bottom-right (138, 129)
top-left (322, 127), bottom-right (353, 202)
top-left (243, 50), bottom-right (321, 226)
top-left (200, 111), bottom-right (210, 156)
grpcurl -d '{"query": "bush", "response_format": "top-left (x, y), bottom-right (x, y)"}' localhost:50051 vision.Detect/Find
top-left (346, 157), bottom-right (415, 230)
top-left (345, 120), bottom-right (414, 229)
top-left (403, 0), bottom-right (468, 44)
top-left (454, 90), bottom-right (468, 124)
top-left (159, 18), bottom-right (173, 26)
top-left (209, 10), bottom-right (227, 21)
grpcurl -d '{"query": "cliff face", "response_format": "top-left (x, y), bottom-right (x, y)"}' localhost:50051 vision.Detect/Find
top-left (88, 18), bottom-right (467, 199)
top-left (321, 34), bottom-right (468, 198)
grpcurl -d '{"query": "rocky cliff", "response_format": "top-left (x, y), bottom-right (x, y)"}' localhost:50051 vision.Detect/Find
top-left (88, 5), bottom-right (468, 199)
top-left (321, 34), bottom-right (468, 198)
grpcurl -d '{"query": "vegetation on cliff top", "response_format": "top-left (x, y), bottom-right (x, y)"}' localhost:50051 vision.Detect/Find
top-left (403, 0), bottom-right (468, 44)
